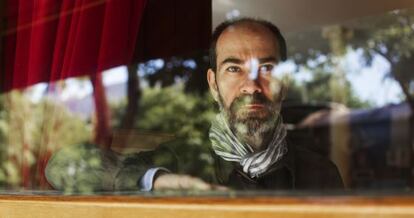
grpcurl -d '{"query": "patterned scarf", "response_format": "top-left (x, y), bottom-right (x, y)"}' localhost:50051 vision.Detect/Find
top-left (209, 113), bottom-right (288, 178)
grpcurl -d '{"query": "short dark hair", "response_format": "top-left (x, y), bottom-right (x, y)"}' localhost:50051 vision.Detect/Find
top-left (209, 17), bottom-right (287, 72)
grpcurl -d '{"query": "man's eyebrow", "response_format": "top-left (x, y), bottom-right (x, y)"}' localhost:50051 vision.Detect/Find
top-left (220, 57), bottom-right (243, 66)
top-left (220, 56), bottom-right (277, 65)
top-left (258, 56), bottom-right (278, 63)
top-left (218, 56), bottom-right (278, 70)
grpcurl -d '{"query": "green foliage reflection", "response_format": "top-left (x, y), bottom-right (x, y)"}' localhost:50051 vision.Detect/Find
top-left (113, 86), bottom-right (217, 181)
top-left (0, 91), bottom-right (91, 189)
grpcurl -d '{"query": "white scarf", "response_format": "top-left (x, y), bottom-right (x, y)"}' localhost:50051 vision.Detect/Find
top-left (209, 113), bottom-right (288, 178)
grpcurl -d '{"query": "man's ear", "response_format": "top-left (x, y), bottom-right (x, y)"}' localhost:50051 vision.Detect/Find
top-left (207, 68), bottom-right (219, 102)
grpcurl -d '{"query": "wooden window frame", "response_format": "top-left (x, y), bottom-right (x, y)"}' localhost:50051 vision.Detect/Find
top-left (1, 195), bottom-right (414, 218)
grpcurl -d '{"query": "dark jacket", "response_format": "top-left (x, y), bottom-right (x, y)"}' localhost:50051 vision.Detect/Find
top-left (214, 143), bottom-right (344, 190)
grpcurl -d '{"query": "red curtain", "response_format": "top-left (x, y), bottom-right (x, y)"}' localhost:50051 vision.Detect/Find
top-left (1, 0), bottom-right (147, 92)
top-left (0, 0), bottom-right (212, 189)
top-left (0, 0), bottom-right (147, 189)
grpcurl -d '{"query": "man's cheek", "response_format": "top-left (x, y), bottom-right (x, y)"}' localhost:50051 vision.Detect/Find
top-left (224, 93), bottom-right (238, 109)
top-left (269, 79), bottom-right (284, 100)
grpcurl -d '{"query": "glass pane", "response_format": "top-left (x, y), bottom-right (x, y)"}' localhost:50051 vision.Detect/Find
top-left (0, 0), bottom-right (413, 196)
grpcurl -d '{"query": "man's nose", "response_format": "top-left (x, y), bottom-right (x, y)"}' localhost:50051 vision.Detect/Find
top-left (240, 78), bottom-right (262, 95)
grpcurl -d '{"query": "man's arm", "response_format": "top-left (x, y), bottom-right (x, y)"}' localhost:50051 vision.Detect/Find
top-left (45, 143), bottom-right (120, 192)
top-left (115, 151), bottom-right (226, 191)
top-left (46, 143), bottom-right (223, 192)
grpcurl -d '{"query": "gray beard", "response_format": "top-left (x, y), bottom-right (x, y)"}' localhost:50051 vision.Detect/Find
top-left (228, 113), bottom-right (278, 151)
top-left (217, 95), bottom-right (280, 151)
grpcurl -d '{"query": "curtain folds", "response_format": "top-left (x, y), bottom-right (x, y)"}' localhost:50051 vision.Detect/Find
top-left (0, 0), bottom-right (147, 189)
top-left (1, 0), bottom-right (147, 92)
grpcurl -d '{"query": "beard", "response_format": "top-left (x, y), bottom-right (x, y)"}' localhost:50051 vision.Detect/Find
top-left (218, 92), bottom-right (282, 151)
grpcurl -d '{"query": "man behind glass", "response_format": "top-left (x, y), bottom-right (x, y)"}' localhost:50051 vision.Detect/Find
top-left (46, 17), bottom-right (343, 192)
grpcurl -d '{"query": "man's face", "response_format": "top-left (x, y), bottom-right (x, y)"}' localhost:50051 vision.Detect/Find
top-left (207, 22), bottom-right (286, 149)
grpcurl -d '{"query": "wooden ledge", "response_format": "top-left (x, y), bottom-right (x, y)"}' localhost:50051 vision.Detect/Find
top-left (1, 195), bottom-right (414, 218)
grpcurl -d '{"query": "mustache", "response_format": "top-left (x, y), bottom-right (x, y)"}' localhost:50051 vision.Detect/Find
top-left (231, 93), bottom-right (272, 109)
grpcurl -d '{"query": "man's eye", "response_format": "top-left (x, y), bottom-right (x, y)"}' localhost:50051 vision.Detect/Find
top-left (226, 66), bottom-right (241, 73)
top-left (259, 64), bottom-right (274, 74)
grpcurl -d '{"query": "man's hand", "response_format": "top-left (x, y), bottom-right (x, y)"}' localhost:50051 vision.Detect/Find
top-left (153, 173), bottom-right (227, 191)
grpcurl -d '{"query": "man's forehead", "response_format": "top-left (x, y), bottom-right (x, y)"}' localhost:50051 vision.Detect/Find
top-left (217, 46), bottom-right (278, 62)
top-left (216, 23), bottom-right (279, 63)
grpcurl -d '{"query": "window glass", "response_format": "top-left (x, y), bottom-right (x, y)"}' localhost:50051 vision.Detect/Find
top-left (0, 0), bottom-right (413, 195)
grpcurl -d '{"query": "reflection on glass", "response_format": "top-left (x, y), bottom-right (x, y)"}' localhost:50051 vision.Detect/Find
top-left (0, 5), bottom-right (413, 195)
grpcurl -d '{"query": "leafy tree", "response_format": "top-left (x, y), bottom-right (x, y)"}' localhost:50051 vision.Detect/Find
top-left (288, 8), bottom-right (414, 108)
top-left (113, 85), bottom-right (217, 181)
top-left (139, 52), bottom-right (210, 94)
top-left (0, 91), bottom-right (91, 189)
top-left (347, 9), bottom-right (414, 187)
top-left (349, 9), bottom-right (414, 107)
top-left (285, 66), bottom-right (371, 109)
top-left (286, 8), bottom-right (414, 188)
